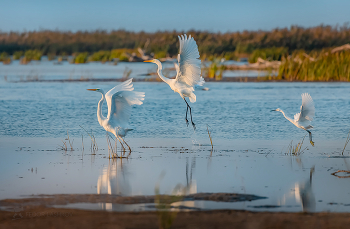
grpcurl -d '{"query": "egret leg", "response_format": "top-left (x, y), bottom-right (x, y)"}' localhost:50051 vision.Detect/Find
top-left (120, 137), bottom-right (132, 153)
top-left (117, 136), bottom-right (125, 156)
top-left (307, 130), bottom-right (315, 146)
top-left (183, 98), bottom-right (196, 130)
top-left (185, 105), bottom-right (189, 127)
top-left (114, 137), bottom-right (117, 158)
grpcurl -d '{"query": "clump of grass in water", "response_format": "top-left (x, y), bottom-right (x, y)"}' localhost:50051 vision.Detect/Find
top-left (285, 135), bottom-right (308, 156)
top-left (79, 125), bottom-right (98, 154)
top-left (205, 59), bottom-right (225, 80)
top-left (59, 130), bottom-right (74, 151)
top-left (207, 124), bottom-right (213, 153)
top-left (341, 130), bottom-right (350, 155)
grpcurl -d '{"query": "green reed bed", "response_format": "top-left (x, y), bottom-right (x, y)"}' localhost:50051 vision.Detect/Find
top-left (278, 50), bottom-right (350, 81)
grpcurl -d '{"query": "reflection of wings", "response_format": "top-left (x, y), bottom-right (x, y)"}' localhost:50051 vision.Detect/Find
top-left (105, 79), bottom-right (145, 127)
top-left (175, 34), bottom-right (204, 87)
top-left (97, 162), bottom-right (131, 196)
top-left (294, 93), bottom-right (315, 122)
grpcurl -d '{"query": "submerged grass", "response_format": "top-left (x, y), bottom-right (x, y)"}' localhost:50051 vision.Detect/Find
top-left (207, 124), bottom-right (213, 151)
top-left (59, 130), bottom-right (74, 151)
top-left (79, 125), bottom-right (98, 153)
top-left (285, 135), bottom-right (308, 156)
top-left (341, 130), bottom-right (350, 155)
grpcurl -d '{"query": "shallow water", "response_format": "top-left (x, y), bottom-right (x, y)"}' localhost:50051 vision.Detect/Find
top-left (1, 75), bottom-right (350, 213)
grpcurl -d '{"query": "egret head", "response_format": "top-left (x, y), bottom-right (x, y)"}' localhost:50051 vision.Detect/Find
top-left (87, 88), bottom-right (102, 93)
top-left (143, 59), bottom-right (162, 67)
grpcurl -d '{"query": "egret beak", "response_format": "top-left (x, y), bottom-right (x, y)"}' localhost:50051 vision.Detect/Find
top-left (271, 109), bottom-right (277, 112)
top-left (87, 89), bottom-right (97, 91)
top-left (143, 60), bottom-right (153, 63)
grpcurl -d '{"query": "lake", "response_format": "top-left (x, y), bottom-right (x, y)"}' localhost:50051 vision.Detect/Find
top-left (1, 62), bottom-right (350, 213)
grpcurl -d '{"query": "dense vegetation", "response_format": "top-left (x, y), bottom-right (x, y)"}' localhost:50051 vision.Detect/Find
top-left (277, 49), bottom-right (350, 81)
top-left (1, 24), bottom-right (350, 59)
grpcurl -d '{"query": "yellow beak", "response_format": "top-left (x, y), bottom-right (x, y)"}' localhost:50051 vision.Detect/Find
top-left (87, 89), bottom-right (97, 91)
top-left (143, 60), bottom-right (153, 62)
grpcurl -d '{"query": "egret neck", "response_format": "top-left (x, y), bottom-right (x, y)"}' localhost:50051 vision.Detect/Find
top-left (96, 90), bottom-right (106, 126)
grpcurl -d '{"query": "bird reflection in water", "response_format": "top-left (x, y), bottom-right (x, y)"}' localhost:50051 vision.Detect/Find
top-left (170, 157), bottom-right (199, 210)
top-left (97, 159), bottom-right (132, 211)
top-left (294, 166), bottom-right (316, 212)
top-left (279, 166), bottom-right (315, 212)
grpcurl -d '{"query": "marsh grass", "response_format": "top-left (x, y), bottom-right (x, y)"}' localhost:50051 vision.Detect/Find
top-left (278, 49), bottom-right (350, 81)
top-left (122, 67), bottom-right (132, 79)
top-left (285, 135), bottom-right (307, 156)
top-left (207, 124), bottom-right (213, 151)
top-left (24, 49), bottom-right (42, 61)
top-left (74, 52), bottom-right (88, 64)
top-left (59, 130), bottom-right (74, 151)
top-left (13, 51), bottom-right (23, 60)
top-left (249, 47), bottom-right (288, 63)
top-left (205, 59), bottom-right (225, 80)
top-left (341, 130), bottom-right (350, 155)
top-left (79, 125), bottom-right (98, 153)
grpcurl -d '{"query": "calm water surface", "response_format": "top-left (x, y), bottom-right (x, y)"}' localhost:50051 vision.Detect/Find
top-left (1, 69), bottom-right (350, 212)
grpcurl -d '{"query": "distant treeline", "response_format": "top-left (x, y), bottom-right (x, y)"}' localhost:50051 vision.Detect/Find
top-left (1, 25), bottom-right (350, 57)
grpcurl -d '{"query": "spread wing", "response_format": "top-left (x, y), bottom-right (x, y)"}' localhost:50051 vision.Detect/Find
top-left (175, 34), bottom-right (204, 87)
top-left (105, 79), bottom-right (145, 127)
top-left (294, 93), bottom-right (315, 122)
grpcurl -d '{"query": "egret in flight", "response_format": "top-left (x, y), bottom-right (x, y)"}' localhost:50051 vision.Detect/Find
top-left (272, 93), bottom-right (315, 146)
top-left (87, 78), bottom-right (145, 153)
top-left (144, 34), bottom-right (204, 130)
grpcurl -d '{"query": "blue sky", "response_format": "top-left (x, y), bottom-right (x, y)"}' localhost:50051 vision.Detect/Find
top-left (1, 0), bottom-right (349, 32)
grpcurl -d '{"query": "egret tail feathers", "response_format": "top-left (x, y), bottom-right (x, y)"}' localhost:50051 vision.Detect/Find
top-left (189, 93), bottom-right (196, 103)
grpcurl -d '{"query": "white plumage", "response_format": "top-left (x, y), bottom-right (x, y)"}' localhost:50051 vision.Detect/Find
top-left (273, 93), bottom-right (315, 146)
top-left (87, 78), bottom-right (145, 152)
top-left (144, 34), bottom-right (204, 129)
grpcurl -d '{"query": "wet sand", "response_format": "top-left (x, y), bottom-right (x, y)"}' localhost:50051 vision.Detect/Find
top-left (2, 205), bottom-right (350, 229)
top-left (1, 194), bottom-right (350, 229)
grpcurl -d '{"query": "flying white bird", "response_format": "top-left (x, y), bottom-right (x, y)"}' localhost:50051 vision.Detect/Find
top-left (272, 93), bottom-right (315, 146)
top-left (144, 34), bottom-right (204, 130)
top-left (87, 78), bottom-right (145, 153)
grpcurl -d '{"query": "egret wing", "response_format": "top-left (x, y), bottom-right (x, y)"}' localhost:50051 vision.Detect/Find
top-left (175, 34), bottom-right (204, 87)
top-left (294, 93), bottom-right (315, 122)
top-left (107, 90), bottom-right (145, 127)
top-left (105, 79), bottom-right (145, 127)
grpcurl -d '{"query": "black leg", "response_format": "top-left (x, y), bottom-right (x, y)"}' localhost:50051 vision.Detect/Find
top-left (184, 98), bottom-right (196, 130)
top-left (185, 105), bottom-right (189, 127)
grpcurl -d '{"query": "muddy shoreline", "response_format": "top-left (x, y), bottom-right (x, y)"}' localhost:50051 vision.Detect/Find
top-left (2, 206), bottom-right (350, 229)
top-left (1, 194), bottom-right (350, 228)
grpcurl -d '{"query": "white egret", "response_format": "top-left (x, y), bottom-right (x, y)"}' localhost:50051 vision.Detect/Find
top-left (272, 93), bottom-right (315, 146)
top-left (87, 78), bottom-right (145, 153)
top-left (144, 34), bottom-right (205, 130)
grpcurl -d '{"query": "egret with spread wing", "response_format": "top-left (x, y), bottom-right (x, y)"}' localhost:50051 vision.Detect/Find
top-left (272, 93), bottom-right (315, 146)
top-left (144, 34), bottom-right (204, 130)
top-left (87, 78), bottom-right (145, 153)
